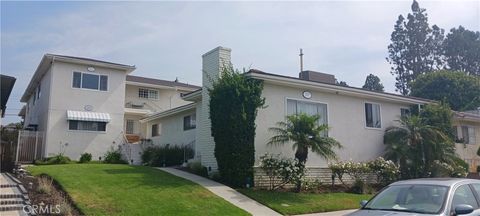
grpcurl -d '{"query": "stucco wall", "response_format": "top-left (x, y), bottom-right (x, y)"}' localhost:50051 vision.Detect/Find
top-left (125, 84), bottom-right (191, 113)
top-left (254, 82), bottom-right (418, 168)
top-left (146, 109), bottom-right (196, 147)
top-left (44, 61), bottom-right (128, 160)
top-left (24, 67), bottom-right (52, 132)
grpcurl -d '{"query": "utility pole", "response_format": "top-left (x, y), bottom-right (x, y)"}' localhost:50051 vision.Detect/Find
top-left (299, 48), bottom-right (304, 72)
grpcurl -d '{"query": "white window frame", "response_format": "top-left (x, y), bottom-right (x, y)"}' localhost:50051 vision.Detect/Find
top-left (72, 71), bottom-right (108, 92)
top-left (284, 97), bottom-right (329, 136)
top-left (364, 101), bottom-right (382, 130)
top-left (138, 88), bottom-right (159, 100)
top-left (183, 114), bottom-right (196, 131)
top-left (125, 119), bottom-right (135, 134)
top-left (151, 123), bottom-right (161, 137)
top-left (460, 125), bottom-right (477, 145)
top-left (400, 107), bottom-right (411, 118)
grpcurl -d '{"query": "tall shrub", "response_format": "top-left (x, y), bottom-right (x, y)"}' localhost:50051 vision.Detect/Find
top-left (209, 66), bottom-right (265, 187)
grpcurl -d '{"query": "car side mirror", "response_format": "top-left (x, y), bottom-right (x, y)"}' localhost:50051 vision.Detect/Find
top-left (359, 200), bottom-right (368, 208)
top-left (455, 204), bottom-right (474, 215)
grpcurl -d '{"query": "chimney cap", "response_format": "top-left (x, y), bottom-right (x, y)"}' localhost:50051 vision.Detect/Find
top-left (202, 46), bottom-right (232, 57)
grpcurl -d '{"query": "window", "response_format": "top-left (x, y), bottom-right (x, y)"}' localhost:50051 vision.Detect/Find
top-left (73, 72), bottom-right (81, 88)
top-left (184, 114), bottom-right (196, 130)
top-left (37, 84), bottom-right (41, 99)
top-left (400, 108), bottom-right (410, 118)
top-left (461, 126), bottom-right (476, 144)
top-left (451, 185), bottom-right (478, 211)
top-left (126, 120), bottom-right (134, 134)
top-left (151, 124), bottom-right (159, 137)
top-left (69, 120), bottom-right (106, 132)
top-left (72, 72), bottom-right (108, 91)
top-left (365, 103), bottom-right (381, 128)
top-left (286, 99), bottom-right (328, 136)
top-left (138, 88), bottom-right (158, 99)
top-left (100, 75), bottom-right (108, 91)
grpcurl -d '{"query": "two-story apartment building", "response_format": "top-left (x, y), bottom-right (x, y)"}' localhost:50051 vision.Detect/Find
top-left (20, 54), bottom-right (198, 160)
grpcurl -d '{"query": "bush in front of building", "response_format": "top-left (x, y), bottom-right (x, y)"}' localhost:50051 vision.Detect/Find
top-left (187, 161), bottom-right (208, 177)
top-left (141, 145), bottom-right (194, 167)
top-left (79, 153), bottom-right (92, 163)
top-left (35, 154), bottom-right (72, 165)
top-left (103, 147), bottom-right (128, 164)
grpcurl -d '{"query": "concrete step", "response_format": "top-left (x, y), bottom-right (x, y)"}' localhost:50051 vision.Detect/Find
top-left (0, 198), bottom-right (25, 205)
top-left (0, 210), bottom-right (29, 216)
top-left (0, 204), bottom-right (24, 212)
top-left (0, 187), bottom-right (23, 199)
top-left (0, 173), bottom-right (18, 188)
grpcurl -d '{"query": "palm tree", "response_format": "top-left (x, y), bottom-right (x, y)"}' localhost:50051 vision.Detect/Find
top-left (384, 115), bottom-right (456, 178)
top-left (268, 113), bottom-right (342, 164)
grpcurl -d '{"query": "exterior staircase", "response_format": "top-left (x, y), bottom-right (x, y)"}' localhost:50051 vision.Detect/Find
top-left (0, 173), bottom-right (32, 216)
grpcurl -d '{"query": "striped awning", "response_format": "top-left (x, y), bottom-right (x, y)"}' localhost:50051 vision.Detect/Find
top-left (67, 110), bottom-right (111, 122)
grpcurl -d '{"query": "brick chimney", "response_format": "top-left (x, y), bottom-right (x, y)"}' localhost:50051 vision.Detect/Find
top-left (198, 46), bottom-right (232, 172)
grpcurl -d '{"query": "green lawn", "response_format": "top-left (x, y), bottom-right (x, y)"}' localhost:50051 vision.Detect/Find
top-left (28, 164), bottom-right (249, 216)
top-left (238, 189), bottom-right (372, 215)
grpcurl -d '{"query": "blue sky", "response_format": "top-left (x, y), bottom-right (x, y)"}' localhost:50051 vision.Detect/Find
top-left (1, 0), bottom-right (479, 125)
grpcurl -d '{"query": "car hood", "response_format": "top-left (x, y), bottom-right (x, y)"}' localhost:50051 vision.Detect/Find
top-left (347, 210), bottom-right (440, 216)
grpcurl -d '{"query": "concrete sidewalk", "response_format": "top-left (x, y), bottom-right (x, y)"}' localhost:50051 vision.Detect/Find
top-left (295, 209), bottom-right (356, 216)
top-left (157, 167), bottom-right (281, 216)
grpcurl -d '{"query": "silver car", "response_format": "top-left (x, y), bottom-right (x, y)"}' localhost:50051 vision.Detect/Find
top-left (348, 178), bottom-right (480, 216)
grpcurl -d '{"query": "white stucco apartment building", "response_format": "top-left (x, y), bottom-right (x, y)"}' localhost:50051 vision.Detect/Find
top-left (20, 47), bottom-right (480, 175)
top-left (19, 54), bottom-right (198, 160)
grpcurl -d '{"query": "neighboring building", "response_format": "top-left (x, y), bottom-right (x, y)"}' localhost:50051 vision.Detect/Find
top-left (20, 54), bottom-right (198, 160)
top-left (0, 74), bottom-right (16, 125)
top-left (140, 47), bottom-right (433, 179)
top-left (454, 110), bottom-right (480, 172)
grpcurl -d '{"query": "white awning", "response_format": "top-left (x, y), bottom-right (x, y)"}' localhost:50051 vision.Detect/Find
top-left (67, 110), bottom-right (111, 122)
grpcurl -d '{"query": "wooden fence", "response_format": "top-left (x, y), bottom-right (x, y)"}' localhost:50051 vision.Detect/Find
top-left (16, 130), bottom-right (44, 163)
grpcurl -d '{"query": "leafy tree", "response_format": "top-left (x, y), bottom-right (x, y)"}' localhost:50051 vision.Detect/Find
top-left (387, 0), bottom-right (445, 95)
top-left (444, 26), bottom-right (480, 76)
top-left (209, 66), bottom-right (265, 187)
top-left (362, 74), bottom-right (385, 92)
top-left (410, 70), bottom-right (480, 111)
top-left (268, 113), bottom-right (341, 190)
top-left (384, 104), bottom-right (462, 179)
top-left (419, 102), bottom-right (455, 139)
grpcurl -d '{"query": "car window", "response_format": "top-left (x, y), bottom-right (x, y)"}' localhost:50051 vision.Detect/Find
top-left (451, 185), bottom-right (479, 210)
top-left (471, 184), bottom-right (480, 198)
top-left (365, 184), bottom-right (448, 214)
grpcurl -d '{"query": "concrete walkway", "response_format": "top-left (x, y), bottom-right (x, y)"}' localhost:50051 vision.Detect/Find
top-left (295, 209), bottom-right (356, 216)
top-left (158, 167), bottom-right (281, 216)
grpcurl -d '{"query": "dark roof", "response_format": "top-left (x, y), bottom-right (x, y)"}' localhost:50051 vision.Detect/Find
top-left (181, 88), bottom-right (202, 97)
top-left (0, 74), bottom-right (16, 117)
top-left (126, 75), bottom-right (200, 89)
top-left (46, 54), bottom-right (135, 68)
top-left (455, 111), bottom-right (480, 121)
top-left (246, 69), bottom-right (434, 103)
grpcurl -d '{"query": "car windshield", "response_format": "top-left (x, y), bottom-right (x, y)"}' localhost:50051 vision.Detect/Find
top-left (364, 184), bottom-right (448, 214)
